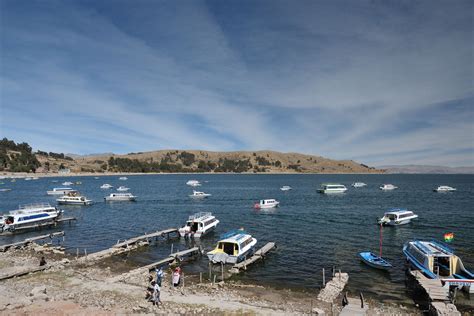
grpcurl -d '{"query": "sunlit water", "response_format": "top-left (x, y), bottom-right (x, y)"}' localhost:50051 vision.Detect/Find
top-left (1, 174), bottom-right (473, 307)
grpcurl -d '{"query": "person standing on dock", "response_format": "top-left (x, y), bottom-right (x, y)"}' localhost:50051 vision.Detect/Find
top-left (152, 281), bottom-right (161, 306)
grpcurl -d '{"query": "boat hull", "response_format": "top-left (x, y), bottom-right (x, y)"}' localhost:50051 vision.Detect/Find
top-left (359, 252), bottom-right (392, 270)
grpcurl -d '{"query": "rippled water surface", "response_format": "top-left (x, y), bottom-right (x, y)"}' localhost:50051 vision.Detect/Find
top-left (1, 174), bottom-right (473, 306)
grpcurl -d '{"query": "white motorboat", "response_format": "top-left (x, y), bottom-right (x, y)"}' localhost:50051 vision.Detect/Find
top-left (94, 177), bottom-right (100, 180)
top-left (56, 191), bottom-right (92, 205)
top-left (404, 240), bottom-right (474, 293)
top-left (380, 184), bottom-right (398, 190)
top-left (434, 186), bottom-right (456, 192)
top-left (100, 183), bottom-right (113, 189)
top-left (207, 229), bottom-right (257, 264)
top-left (378, 209), bottom-right (418, 226)
top-left (46, 187), bottom-right (75, 195)
top-left (186, 180), bottom-right (201, 187)
top-left (62, 181), bottom-right (74, 186)
top-left (0, 203), bottom-right (62, 233)
top-left (317, 184), bottom-right (348, 194)
top-left (254, 199), bottom-right (279, 209)
top-left (189, 190), bottom-right (211, 198)
top-left (24, 177), bottom-right (32, 181)
top-left (179, 212), bottom-right (219, 238)
top-left (352, 182), bottom-right (367, 188)
top-left (117, 186), bottom-right (130, 192)
top-left (119, 177), bottom-right (128, 180)
top-left (280, 185), bottom-right (292, 191)
top-left (104, 193), bottom-right (136, 202)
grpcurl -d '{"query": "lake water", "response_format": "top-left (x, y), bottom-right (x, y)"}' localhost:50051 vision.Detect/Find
top-left (1, 174), bottom-right (473, 307)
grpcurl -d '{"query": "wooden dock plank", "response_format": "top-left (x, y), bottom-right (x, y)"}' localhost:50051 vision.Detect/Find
top-left (230, 242), bottom-right (276, 273)
top-left (0, 265), bottom-right (50, 281)
top-left (113, 228), bottom-right (178, 248)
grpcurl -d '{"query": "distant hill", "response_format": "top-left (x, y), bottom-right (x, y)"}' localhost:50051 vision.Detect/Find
top-left (380, 165), bottom-right (474, 174)
top-left (74, 150), bottom-right (383, 174)
top-left (0, 138), bottom-right (383, 174)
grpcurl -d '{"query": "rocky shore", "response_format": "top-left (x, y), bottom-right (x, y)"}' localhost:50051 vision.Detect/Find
top-left (0, 243), bottom-right (424, 315)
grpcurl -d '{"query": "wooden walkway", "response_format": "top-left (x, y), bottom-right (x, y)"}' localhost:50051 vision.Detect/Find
top-left (0, 265), bottom-right (50, 281)
top-left (110, 247), bottom-right (202, 283)
top-left (230, 242), bottom-right (276, 274)
top-left (78, 228), bottom-right (179, 263)
top-left (340, 297), bottom-right (368, 316)
top-left (409, 270), bottom-right (450, 301)
top-left (0, 231), bottom-right (65, 252)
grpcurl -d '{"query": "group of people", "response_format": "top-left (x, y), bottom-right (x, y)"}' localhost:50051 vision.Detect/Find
top-left (146, 266), bottom-right (182, 306)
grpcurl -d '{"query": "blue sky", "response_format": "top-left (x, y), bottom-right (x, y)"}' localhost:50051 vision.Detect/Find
top-left (0, 0), bottom-right (472, 166)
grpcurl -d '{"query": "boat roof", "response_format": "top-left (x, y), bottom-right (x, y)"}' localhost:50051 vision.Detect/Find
top-left (219, 230), bottom-right (252, 243)
top-left (410, 240), bottom-right (454, 256)
top-left (9, 203), bottom-right (55, 215)
top-left (385, 208), bottom-right (410, 214)
top-left (52, 187), bottom-right (73, 190)
top-left (321, 183), bottom-right (344, 186)
top-left (188, 212), bottom-right (213, 221)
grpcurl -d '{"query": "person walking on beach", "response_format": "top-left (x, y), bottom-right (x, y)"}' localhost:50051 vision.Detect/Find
top-left (155, 267), bottom-right (164, 286)
top-left (172, 267), bottom-right (181, 287)
top-left (152, 281), bottom-right (161, 306)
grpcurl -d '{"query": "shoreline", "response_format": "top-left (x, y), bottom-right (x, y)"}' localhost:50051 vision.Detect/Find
top-left (0, 246), bottom-right (419, 315)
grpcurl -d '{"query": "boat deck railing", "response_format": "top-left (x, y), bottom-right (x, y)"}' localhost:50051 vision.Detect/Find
top-left (18, 203), bottom-right (53, 210)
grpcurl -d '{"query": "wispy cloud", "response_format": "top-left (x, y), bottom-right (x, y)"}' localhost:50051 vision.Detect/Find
top-left (1, 0), bottom-right (472, 166)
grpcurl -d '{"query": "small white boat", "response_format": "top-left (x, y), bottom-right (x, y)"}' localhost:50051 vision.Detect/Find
top-left (119, 177), bottom-right (128, 180)
top-left (104, 193), bottom-right (136, 202)
top-left (280, 185), bottom-right (292, 191)
top-left (32, 177), bottom-right (39, 180)
top-left (24, 177), bottom-right (32, 181)
top-left (378, 209), bottom-right (418, 226)
top-left (117, 186), bottom-right (130, 192)
top-left (186, 180), bottom-right (201, 187)
top-left (100, 183), bottom-right (113, 189)
top-left (0, 203), bottom-right (62, 233)
top-left (94, 177), bottom-right (99, 180)
top-left (380, 184), bottom-right (398, 190)
top-left (179, 212), bottom-right (219, 238)
top-left (46, 187), bottom-right (75, 195)
top-left (352, 182), bottom-right (367, 188)
top-left (0, 189), bottom-right (12, 192)
top-left (434, 186), bottom-right (456, 192)
top-left (189, 190), bottom-right (211, 198)
top-left (254, 199), bottom-right (279, 209)
top-left (207, 229), bottom-right (257, 264)
top-left (56, 191), bottom-right (92, 205)
top-left (317, 184), bottom-right (348, 194)
top-left (62, 181), bottom-right (74, 186)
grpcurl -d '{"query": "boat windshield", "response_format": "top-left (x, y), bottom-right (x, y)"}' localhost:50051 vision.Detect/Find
top-left (218, 242), bottom-right (238, 255)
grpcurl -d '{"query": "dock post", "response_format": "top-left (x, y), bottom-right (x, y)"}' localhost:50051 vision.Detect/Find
top-left (208, 262), bottom-right (212, 281)
top-left (200, 272), bottom-right (202, 283)
top-left (338, 269), bottom-right (341, 281)
top-left (359, 292), bottom-right (364, 308)
top-left (322, 268), bottom-right (326, 286)
top-left (171, 244), bottom-right (173, 254)
top-left (76, 248), bottom-right (79, 259)
top-left (213, 275), bottom-right (216, 285)
top-left (84, 248), bottom-right (87, 257)
top-left (332, 266), bottom-right (335, 277)
top-left (221, 262), bottom-right (224, 283)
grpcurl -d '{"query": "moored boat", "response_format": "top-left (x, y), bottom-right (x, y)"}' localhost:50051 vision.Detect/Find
top-left (434, 186), bottom-right (456, 192)
top-left (189, 190), bottom-right (211, 198)
top-left (104, 193), bottom-right (136, 202)
top-left (56, 191), bottom-right (92, 205)
top-left (0, 203), bottom-right (62, 233)
top-left (317, 184), bottom-right (347, 194)
top-left (254, 199), bottom-right (279, 209)
top-left (62, 181), bottom-right (74, 186)
top-left (186, 180), bottom-right (201, 187)
top-left (100, 183), bottom-right (113, 189)
top-left (378, 209), bottom-right (418, 226)
top-left (403, 239), bottom-right (474, 293)
top-left (117, 186), bottom-right (130, 192)
top-left (119, 177), bottom-right (128, 180)
top-left (359, 252), bottom-right (392, 270)
top-left (207, 229), bottom-right (257, 264)
top-left (352, 182), bottom-right (367, 188)
top-left (46, 187), bottom-right (75, 195)
top-left (179, 212), bottom-right (219, 238)
top-left (380, 184), bottom-right (397, 190)
top-left (280, 185), bottom-right (292, 191)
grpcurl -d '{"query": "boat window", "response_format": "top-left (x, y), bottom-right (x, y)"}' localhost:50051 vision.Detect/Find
top-left (218, 242), bottom-right (223, 250)
top-left (388, 214), bottom-right (396, 220)
top-left (223, 243), bottom-right (234, 255)
top-left (234, 243), bottom-right (238, 256)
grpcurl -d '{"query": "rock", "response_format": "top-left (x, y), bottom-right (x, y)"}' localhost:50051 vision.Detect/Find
top-left (29, 286), bottom-right (47, 296)
top-left (61, 258), bottom-right (70, 264)
top-left (312, 307), bottom-right (326, 315)
top-left (138, 302), bottom-right (148, 309)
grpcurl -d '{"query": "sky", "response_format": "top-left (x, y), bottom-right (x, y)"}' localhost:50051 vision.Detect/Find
top-left (0, 0), bottom-right (473, 167)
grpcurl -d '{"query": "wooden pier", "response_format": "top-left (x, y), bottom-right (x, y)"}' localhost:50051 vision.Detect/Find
top-left (317, 272), bottom-right (349, 303)
top-left (340, 297), bottom-right (368, 316)
top-left (110, 247), bottom-right (202, 283)
top-left (408, 270), bottom-right (460, 315)
top-left (230, 242), bottom-right (276, 274)
top-left (0, 231), bottom-right (65, 252)
top-left (78, 228), bottom-right (179, 263)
